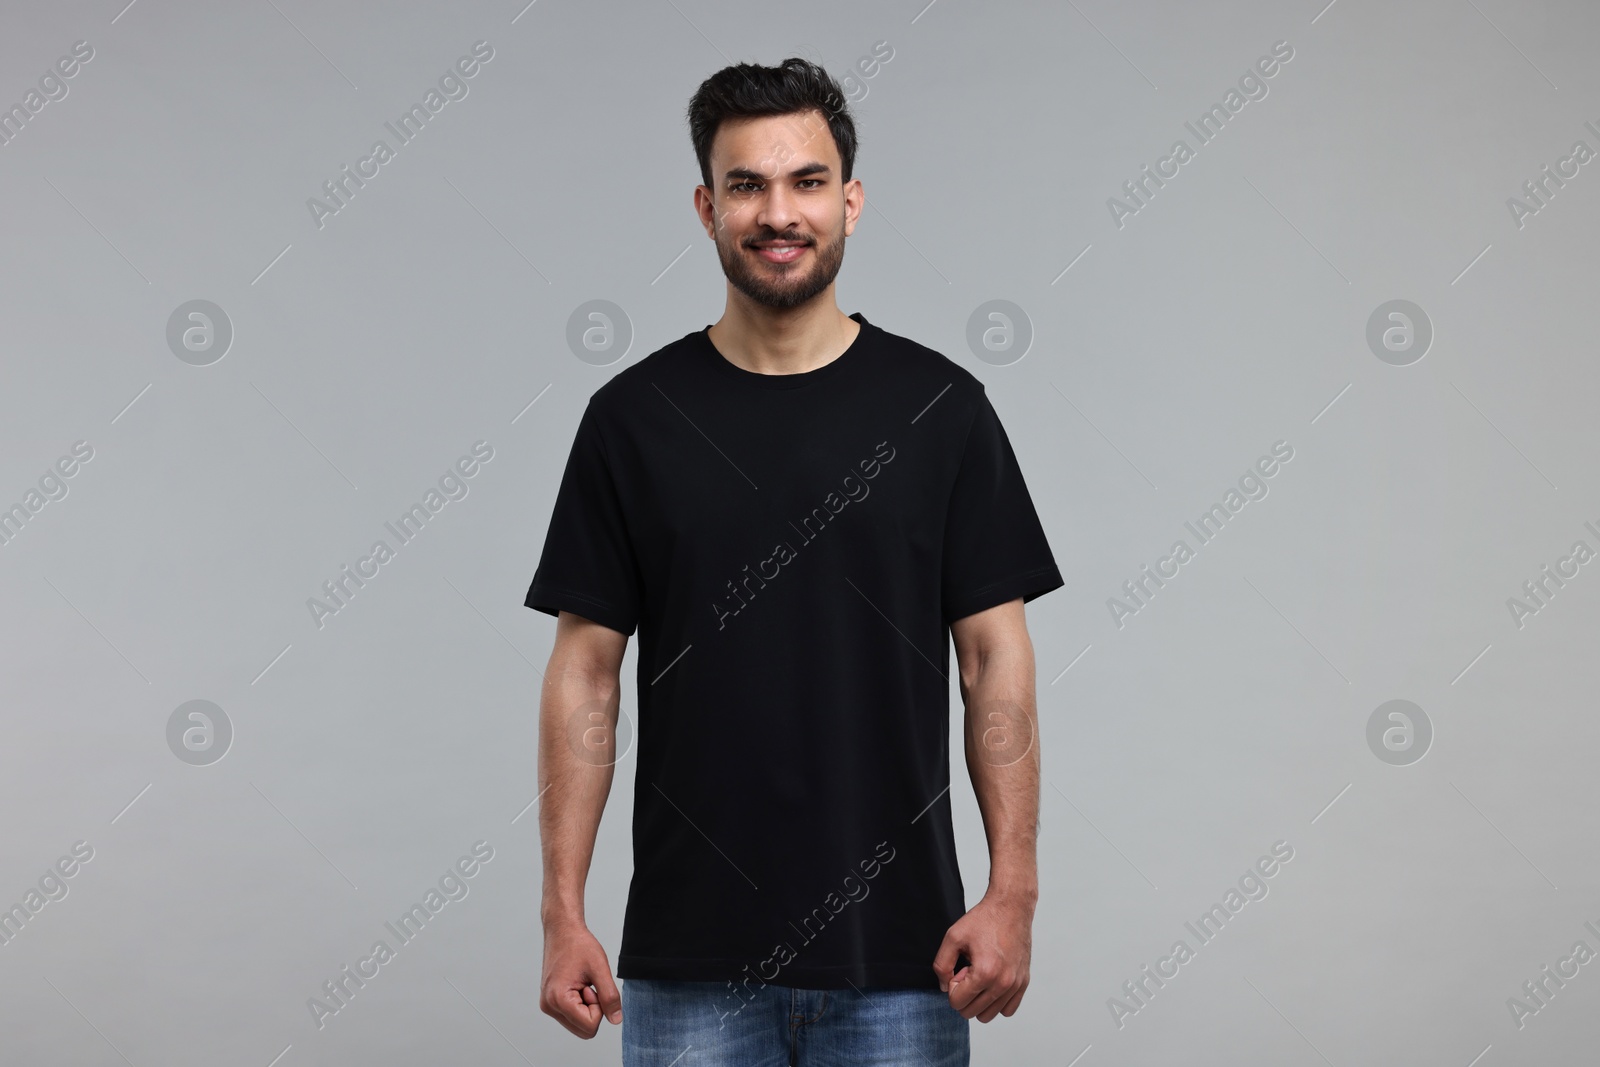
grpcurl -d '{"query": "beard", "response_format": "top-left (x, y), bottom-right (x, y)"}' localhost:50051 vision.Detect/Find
top-left (714, 217), bottom-right (846, 310)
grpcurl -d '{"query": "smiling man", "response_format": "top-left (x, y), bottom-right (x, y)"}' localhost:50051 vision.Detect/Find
top-left (528, 57), bottom-right (1063, 1067)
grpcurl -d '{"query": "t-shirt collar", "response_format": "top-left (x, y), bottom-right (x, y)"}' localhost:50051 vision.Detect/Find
top-left (697, 312), bottom-right (870, 390)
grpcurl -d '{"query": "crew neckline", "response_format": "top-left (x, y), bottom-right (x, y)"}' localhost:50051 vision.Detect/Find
top-left (697, 312), bottom-right (870, 390)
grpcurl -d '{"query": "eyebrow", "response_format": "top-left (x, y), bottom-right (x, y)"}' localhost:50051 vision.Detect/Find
top-left (722, 162), bottom-right (832, 184)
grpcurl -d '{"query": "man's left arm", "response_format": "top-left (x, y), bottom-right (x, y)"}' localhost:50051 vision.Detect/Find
top-left (933, 596), bottom-right (1040, 1022)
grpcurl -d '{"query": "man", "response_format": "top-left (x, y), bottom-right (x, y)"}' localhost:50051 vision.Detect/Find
top-left (528, 57), bottom-right (1063, 1066)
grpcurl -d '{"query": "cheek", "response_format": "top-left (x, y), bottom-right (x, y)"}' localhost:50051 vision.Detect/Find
top-left (717, 203), bottom-right (755, 233)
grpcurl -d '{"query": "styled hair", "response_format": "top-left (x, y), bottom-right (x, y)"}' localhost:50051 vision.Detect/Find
top-left (686, 58), bottom-right (858, 190)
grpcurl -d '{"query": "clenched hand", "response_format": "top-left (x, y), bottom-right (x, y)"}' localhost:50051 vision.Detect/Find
top-left (541, 919), bottom-right (623, 1038)
top-left (931, 893), bottom-right (1034, 1022)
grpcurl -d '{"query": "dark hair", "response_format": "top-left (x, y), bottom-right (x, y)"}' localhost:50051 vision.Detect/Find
top-left (686, 58), bottom-right (858, 191)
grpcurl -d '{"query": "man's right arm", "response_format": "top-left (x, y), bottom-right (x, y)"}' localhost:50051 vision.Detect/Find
top-left (538, 609), bottom-right (629, 1039)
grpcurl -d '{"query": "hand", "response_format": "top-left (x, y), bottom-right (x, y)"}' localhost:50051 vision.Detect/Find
top-left (540, 919), bottom-right (623, 1038)
top-left (931, 893), bottom-right (1033, 1022)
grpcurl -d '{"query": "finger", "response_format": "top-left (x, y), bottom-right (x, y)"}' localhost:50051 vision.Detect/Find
top-left (931, 932), bottom-right (965, 992)
top-left (593, 968), bottom-right (623, 1024)
top-left (998, 983), bottom-right (1027, 1017)
top-left (976, 986), bottom-right (1011, 1023)
top-left (546, 1001), bottom-right (592, 1040)
top-left (556, 987), bottom-right (602, 1038)
top-left (948, 970), bottom-right (993, 1016)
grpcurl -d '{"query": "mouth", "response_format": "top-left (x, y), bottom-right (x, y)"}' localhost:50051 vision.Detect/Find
top-left (749, 240), bottom-right (810, 264)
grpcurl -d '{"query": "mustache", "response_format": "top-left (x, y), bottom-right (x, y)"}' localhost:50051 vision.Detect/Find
top-left (745, 234), bottom-right (814, 246)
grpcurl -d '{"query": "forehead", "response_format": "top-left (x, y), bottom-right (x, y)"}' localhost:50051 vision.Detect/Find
top-left (710, 109), bottom-right (839, 167)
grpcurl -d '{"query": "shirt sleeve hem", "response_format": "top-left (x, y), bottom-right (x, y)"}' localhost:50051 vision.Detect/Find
top-left (944, 563), bottom-right (1065, 625)
top-left (524, 581), bottom-right (638, 636)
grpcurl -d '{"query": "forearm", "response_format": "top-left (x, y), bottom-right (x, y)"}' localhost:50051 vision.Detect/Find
top-left (538, 663), bottom-right (620, 927)
top-left (960, 641), bottom-right (1040, 907)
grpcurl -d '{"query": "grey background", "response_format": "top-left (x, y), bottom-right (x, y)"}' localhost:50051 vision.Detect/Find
top-left (2, 0), bottom-right (1596, 1064)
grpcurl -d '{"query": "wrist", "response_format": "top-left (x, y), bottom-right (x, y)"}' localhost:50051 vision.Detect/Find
top-left (541, 898), bottom-right (587, 930)
top-left (984, 875), bottom-right (1039, 911)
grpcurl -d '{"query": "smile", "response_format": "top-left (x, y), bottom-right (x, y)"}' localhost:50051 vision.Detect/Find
top-left (750, 243), bottom-right (809, 263)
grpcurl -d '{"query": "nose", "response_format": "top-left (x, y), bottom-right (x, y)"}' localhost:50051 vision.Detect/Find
top-left (755, 180), bottom-right (802, 233)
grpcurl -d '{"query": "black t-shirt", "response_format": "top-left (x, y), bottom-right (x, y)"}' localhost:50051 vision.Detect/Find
top-left (525, 312), bottom-right (1063, 990)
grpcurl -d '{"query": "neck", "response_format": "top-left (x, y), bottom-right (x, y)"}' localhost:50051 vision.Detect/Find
top-left (707, 297), bottom-right (859, 376)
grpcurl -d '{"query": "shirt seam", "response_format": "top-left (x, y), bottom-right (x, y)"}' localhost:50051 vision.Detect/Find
top-left (618, 954), bottom-right (938, 971)
top-left (701, 314), bottom-right (871, 391)
top-left (947, 563), bottom-right (1061, 610)
top-left (527, 582), bottom-right (621, 613)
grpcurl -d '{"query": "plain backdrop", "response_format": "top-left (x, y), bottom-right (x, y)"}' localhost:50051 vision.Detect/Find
top-left (2, 1), bottom-right (1598, 1064)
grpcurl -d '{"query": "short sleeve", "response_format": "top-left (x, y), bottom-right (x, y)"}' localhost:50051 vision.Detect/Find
top-left (524, 399), bottom-right (643, 636)
top-left (941, 390), bottom-right (1064, 625)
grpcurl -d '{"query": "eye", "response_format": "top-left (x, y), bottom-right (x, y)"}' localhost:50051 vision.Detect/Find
top-left (798, 179), bottom-right (823, 189)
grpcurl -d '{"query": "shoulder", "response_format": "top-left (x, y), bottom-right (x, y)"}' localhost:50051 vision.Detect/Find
top-left (859, 315), bottom-right (989, 429)
top-left (581, 325), bottom-right (704, 421)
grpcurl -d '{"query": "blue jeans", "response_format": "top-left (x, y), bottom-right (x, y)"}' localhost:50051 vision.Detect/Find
top-left (621, 978), bottom-right (970, 1066)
